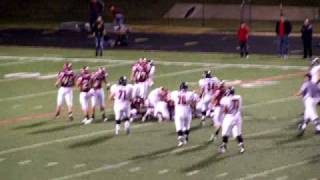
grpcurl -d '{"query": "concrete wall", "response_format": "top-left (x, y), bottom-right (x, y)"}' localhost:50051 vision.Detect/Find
top-left (164, 3), bottom-right (319, 21)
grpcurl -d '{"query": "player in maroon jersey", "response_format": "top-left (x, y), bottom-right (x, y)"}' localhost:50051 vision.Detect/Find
top-left (91, 67), bottom-right (109, 122)
top-left (129, 97), bottom-right (147, 122)
top-left (130, 58), bottom-right (149, 99)
top-left (77, 66), bottom-right (93, 124)
top-left (54, 62), bottom-right (75, 121)
top-left (209, 81), bottom-right (226, 141)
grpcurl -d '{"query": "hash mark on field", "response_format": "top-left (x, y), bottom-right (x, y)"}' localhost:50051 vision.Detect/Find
top-left (235, 159), bottom-right (313, 180)
top-left (158, 169), bottom-right (169, 175)
top-left (0, 123), bottom-right (151, 155)
top-left (50, 161), bottom-right (131, 180)
top-left (186, 170), bottom-right (200, 176)
top-left (129, 166), bottom-right (141, 173)
top-left (170, 145), bottom-right (200, 154)
top-left (18, 160), bottom-right (32, 166)
top-left (46, 162), bottom-right (59, 167)
top-left (0, 158), bottom-right (6, 162)
top-left (216, 172), bottom-right (228, 178)
top-left (73, 163), bottom-right (87, 169)
top-left (33, 105), bottom-right (43, 110)
top-left (308, 178), bottom-right (318, 180)
top-left (276, 175), bottom-right (288, 180)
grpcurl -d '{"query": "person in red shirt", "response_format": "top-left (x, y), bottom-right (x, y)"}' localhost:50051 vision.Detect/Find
top-left (275, 15), bottom-right (292, 59)
top-left (237, 22), bottom-right (249, 58)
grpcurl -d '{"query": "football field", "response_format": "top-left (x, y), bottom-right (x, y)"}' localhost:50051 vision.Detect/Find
top-left (0, 46), bottom-right (319, 180)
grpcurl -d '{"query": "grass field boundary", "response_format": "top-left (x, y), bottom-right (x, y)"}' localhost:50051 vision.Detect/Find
top-left (0, 55), bottom-right (308, 70)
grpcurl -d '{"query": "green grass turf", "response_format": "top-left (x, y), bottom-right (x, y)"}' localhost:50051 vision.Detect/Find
top-left (0, 46), bottom-right (319, 180)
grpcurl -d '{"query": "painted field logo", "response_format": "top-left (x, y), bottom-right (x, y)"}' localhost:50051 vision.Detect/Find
top-left (241, 81), bottom-right (279, 88)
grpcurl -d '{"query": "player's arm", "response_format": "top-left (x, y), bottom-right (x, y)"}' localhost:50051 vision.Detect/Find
top-left (76, 77), bottom-right (82, 88)
top-left (55, 78), bottom-right (61, 88)
top-left (130, 70), bottom-right (135, 82)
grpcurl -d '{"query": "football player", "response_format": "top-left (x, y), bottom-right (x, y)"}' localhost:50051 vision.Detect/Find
top-left (170, 82), bottom-right (198, 147)
top-left (209, 81), bottom-right (226, 142)
top-left (110, 76), bottom-right (133, 135)
top-left (197, 70), bottom-right (220, 126)
top-left (142, 87), bottom-right (169, 122)
top-left (77, 66), bottom-right (93, 124)
top-left (91, 67), bottom-right (109, 122)
top-left (218, 87), bottom-right (245, 154)
top-left (129, 97), bottom-right (146, 122)
top-left (131, 58), bottom-right (149, 99)
top-left (55, 62), bottom-right (75, 121)
top-left (297, 79), bottom-right (320, 135)
top-left (146, 59), bottom-right (156, 87)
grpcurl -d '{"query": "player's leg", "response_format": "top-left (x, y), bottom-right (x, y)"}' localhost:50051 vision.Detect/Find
top-left (123, 107), bottom-right (131, 135)
top-left (98, 89), bottom-right (107, 121)
top-left (64, 88), bottom-right (74, 121)
top-left (55, 87), bottom-right (64, 118)
top-left (219, 115), bottom-right (233, 153)
top-left (91, 90), bottom-right (97, 121)
top-left (174, 113), bottom-right (184, 147)
top-left (80, 92), bottom-right (90, 124)
top-left (142, 98), bottom-right (155, 122)
top-left (232, 116), bottom-right (245, 153)
top-left (114, 105), bottom-right (122, 135)
top-left (129, 108), bottom-right (138, 122)
top-left (183, 112), bottom-right (192, 144)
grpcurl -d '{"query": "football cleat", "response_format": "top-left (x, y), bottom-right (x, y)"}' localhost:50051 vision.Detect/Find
top-left (177, 141), bottom-right (184, 147)
top-left (219, 144), bottom-right (227, 154)
top-left (84, 118), bottom-right (93, 125)
top-left (208, 134), bottom-right (217, 142)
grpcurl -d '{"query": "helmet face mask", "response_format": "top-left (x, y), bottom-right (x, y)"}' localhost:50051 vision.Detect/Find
top-left (311, 57), bottom-right (320, 67)
top-left (64, 62), bottom-right (72, 71)
top-left (81, 66), bottom-right (89, 74)
top-left (203, 70), bottom-right (212, 78)
top-left (118, 76), bottom-right (127, 86)
top-left (180, 82), bottom-right (188, 91)
top-left (225, 86), bottom-right (235, 96)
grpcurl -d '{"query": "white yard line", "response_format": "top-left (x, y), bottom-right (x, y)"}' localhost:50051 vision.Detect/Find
top-left (216, 172), bottom-right (228, 178)
top-left (186, 170), bottom-right (200, 176)
top-left (276, 176), bottom-right (288, 180)
top-left (50, 161), bottom-right (131, 180)
top-left (46, 162), bottom-right (59, 167)
top-left (18, 160), bottom-right (32, 166)
top-left (0, 158), bottom-right (6, 163)
top-left (129, 166), bottom-right (141, 173)
top-left (0, 55), bottom-right (307, 70)
top-left (235, 160), bottom-right (312, 180)
top-left (243, 96), bottom-right (298, 109)
top-left (0, 61), bottom-right (132, 83)
top-left (73, 163), bottom-right (86, 169)
top-left (0, 67), bottom-right (208, 102)
top-left (158, 169), bottom-right (169, 174)
top-left (0, 60), bottom-right (39, 67)
top-left (0, 123), bottom-right (151, 156)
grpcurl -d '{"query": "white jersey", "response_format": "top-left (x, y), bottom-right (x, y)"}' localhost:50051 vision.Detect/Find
top-left (110, 84), bottom-right (133, 105)
top-left (220, 95), bottom-right (242, 115)
top-left (171, 90), bottom-right (197, 112)
top-left (199, 77), bottom-right (220, 96)
top-left (310, 65), bottom-right (320, 84)
top-left (148, 88), bottom-right (162, 101)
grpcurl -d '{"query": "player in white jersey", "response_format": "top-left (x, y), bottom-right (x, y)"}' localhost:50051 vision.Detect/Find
top-left (309, 57), bottom-right (320, 84)
top-left (55, 62), bottom-right (75, 121)
top-left (197, 70), bottom-right (220, 126)
top-left (218, 87), bottom-right (245, 154)
top-left (142, 87), bottom-right (169, 122)
top-left (110, 76), bottom-right (133, 135)
top-left (171, 82), bottom-right (198, 147)
top-left (297, 80), bottom-right (320, 135)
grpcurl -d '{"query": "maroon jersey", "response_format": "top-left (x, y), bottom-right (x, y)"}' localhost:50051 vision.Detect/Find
top-left (213, 87), bottom-right (226, 106)
top-left (132, 63), bottom-right (148, 83)
top-left (78, 73), bottom-right (92, 92)
top-left (131, 97), bottom-right (146, 114)
top-left (58, 70), bottom-right (75, 87)
top-left (92, 71), bottom-right (107, 90)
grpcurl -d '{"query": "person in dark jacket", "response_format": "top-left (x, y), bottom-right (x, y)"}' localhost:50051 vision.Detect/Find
top-left (275, 15), bottom-right (292, 59)
top-left (237, 22), bottom-right (250, 58)
top-left (301, 18), bottom-right (313, 59)
top-left (91, 16), bottom-right (106, 57)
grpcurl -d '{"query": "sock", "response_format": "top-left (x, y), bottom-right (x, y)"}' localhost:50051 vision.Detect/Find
top-left (222, 136), bottom-right (229, 144)
top-left (177, 130), bottom-right (183, 141)
top-left (215, 127), bottom-right (221, 136)
top-left (124, 121), bottom-right (130, 131)
top-left (183, 130), bottom-right (190, 141)
top-left (236, 135), bottom-right (244, 144)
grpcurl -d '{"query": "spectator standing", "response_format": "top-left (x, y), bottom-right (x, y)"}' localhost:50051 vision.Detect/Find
top-left (237, 22), bottom-right (249, 58)
top-left (275, 15), bottom-right (292, 59)
top-left (110, 5), bottom-right (124, 26)
top-left (89, 0), bottom-right (104, 31)
top-left (301, 18), bottom-right (313, 59)
top-left (91, 16), bottom-right (106, 57)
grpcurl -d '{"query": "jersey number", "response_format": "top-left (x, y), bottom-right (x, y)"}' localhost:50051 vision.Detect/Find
top-left (178, 95), bottom-right (187, 105)
top-left (230, 99), bottom-right (240, 113)
top-left (118, 90), bottom-right (127, 100)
